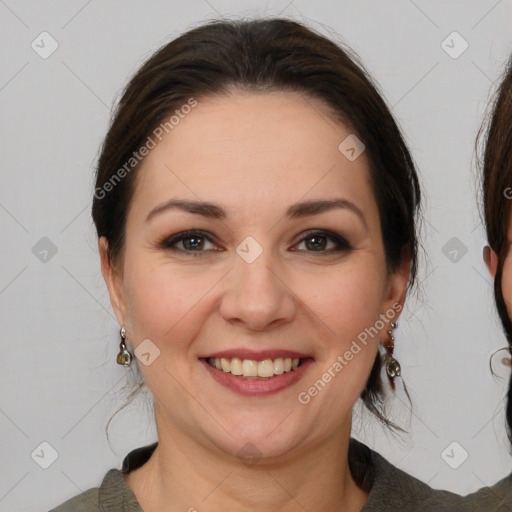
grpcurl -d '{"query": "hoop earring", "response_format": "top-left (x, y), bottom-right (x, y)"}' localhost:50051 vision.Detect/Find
top-left (116, 325), bottom-right (132, 367)
top-left (384, 321), bottom-right (400, 390)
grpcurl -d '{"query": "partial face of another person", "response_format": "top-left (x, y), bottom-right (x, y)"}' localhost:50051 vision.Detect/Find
top-left (503, 230), bottom-right (512, 315)
top-left (100, 90), bottom-right (408, 461)
top-left (486, 210), bottom-right (512, 315)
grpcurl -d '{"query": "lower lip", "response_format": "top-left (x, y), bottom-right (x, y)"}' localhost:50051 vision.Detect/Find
top-left (200, 358), bottom-right (314, 396)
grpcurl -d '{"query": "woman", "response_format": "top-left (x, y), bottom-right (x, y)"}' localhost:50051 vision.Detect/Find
top-left (50, 18), bottom-right (461, 511)
top-left (462, 59), bottom-right (512, 511)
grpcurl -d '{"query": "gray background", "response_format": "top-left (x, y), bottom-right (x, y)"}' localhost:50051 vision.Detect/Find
top-left (1, 1), bottom-right (511, 510)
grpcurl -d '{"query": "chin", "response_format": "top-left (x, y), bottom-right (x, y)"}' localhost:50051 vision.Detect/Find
top-left (200, 411), bottom-right (315, 464)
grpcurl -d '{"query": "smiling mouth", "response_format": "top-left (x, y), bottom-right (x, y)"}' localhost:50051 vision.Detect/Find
top-left (205, 357), bottom-right (306, 379)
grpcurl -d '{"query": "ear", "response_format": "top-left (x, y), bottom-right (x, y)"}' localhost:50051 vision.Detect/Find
top-left (381, 250), bottom-right (411, 326)
top-left (98, 237), bottom-right (127, 325)
top-left (483, 245), bottom-right (498, 278)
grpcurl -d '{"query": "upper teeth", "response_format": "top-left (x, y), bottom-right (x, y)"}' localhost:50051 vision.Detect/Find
top-left (208, 357), bottom-right (300, 377)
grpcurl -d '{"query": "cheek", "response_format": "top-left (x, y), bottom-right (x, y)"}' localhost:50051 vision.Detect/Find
top-left (121, 253), bottom-right (202, 346)
top-left (308, 263), bottom-right (388, 383)
top-left (307, 263), bottom-right (387, 336)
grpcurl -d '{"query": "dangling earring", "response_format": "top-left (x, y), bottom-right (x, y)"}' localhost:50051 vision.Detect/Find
top-left (116, 325), bottom-right (132, 367)
top-left (383, 321), bottom-right (401, 390)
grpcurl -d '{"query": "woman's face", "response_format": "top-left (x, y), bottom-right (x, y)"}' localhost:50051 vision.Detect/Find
top-left (101, 90), bottom-right (408, 461)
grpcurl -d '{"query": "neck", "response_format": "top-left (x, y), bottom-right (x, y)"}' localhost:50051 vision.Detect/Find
top-left (125, 408), bottom-right (368, 512)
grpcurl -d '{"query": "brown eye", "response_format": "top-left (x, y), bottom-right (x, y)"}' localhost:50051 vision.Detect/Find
top-left (181, 235), bottom-right (205, 250)
top-left (160, 230), bottom-right (218, 256)
top-left (304, 234), bottom-right (328, 251)
top-left (293, 230), bottom-right (352, 253)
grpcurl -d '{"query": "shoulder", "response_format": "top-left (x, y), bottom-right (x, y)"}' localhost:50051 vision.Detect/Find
top-left (349, 438), bottom-right (464, 511)
top-left (48, 487), bottom-right (100, 512)
top-left (461, 473), bottom-right (512, 512)
top-left (49, 443), bottom-right (156, 511)
top-left (49, 468), bottom-right (140, 512)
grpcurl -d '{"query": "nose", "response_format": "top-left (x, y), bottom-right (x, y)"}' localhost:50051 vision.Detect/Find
top-left (219, 249), bottom-right (297, 332)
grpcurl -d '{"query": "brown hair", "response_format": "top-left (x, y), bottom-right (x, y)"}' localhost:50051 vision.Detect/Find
top-left (93, 18), bottom-right (421, 428)
top-left (478, 57), bottom-right (512, 439)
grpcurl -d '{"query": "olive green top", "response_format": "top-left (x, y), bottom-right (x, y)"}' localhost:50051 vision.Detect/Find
top-left (461, 473), bottom-right (512, 511)
top-left (49, 438), bottom-right (465, 511)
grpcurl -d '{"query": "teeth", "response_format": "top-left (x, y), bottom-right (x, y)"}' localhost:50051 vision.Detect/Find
top-left (230, 357), bottom-right (243, 375)
top-left (242, 359), bottom-right (258, 377)
top-left (208, 357), bottom-right (303, 378)
top-left (273, 358), bottom-right (284, 375)
top-left (257, 359), bottom-right (274, 378)
top-left (221, 358), bottom-right (231, 372)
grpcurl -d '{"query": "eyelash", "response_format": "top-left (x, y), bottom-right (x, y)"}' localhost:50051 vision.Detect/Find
top-left (158, 229), bottom-right (352, 257)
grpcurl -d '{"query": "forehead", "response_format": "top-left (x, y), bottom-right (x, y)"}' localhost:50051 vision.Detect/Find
top-left (128, 90), bottom-right (378, 227)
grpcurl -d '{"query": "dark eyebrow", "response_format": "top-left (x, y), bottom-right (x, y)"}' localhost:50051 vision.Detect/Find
top-left (145, 198), bottom-right (367, 228)
top-left (146, 199), bottom-right (226, 222)
top-left (286, 199), bottom-right (367, 228)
